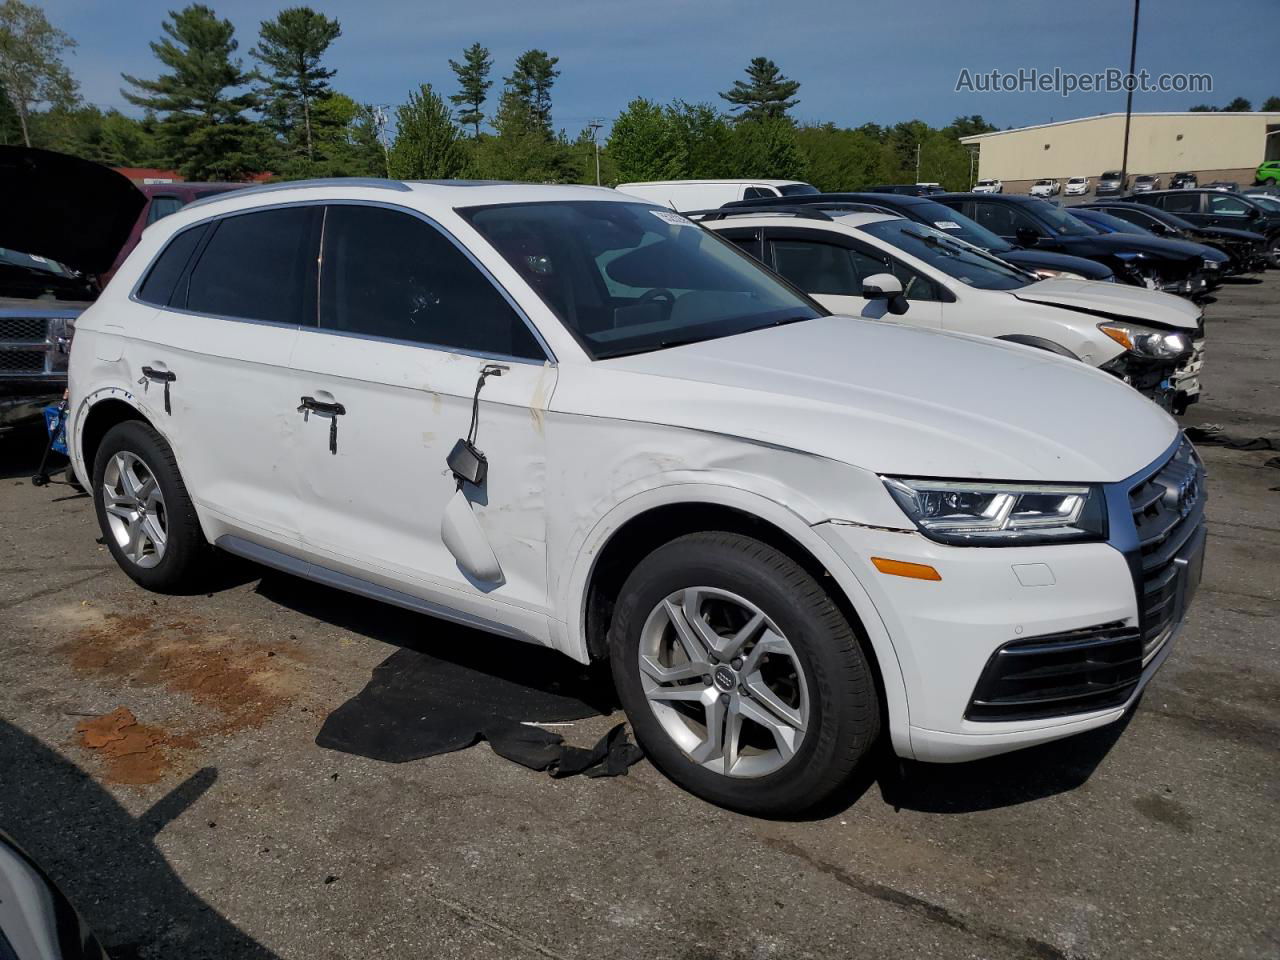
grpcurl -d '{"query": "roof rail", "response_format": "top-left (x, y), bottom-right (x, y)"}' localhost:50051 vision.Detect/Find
top-left (183, 176), bottom-right (411, 211)
top-left (691, 202), bottom-right (895, 222)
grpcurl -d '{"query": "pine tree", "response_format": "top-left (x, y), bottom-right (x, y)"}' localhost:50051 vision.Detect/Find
top-left (504, 49), bottom-right (559, 135)
top-left (719, 57), bottom-right (800, 123)
top-left (608, 98), bottom-right (685, 183)
top-left (448, 42), bottom-right (492, 137)
top-left (0, 0), bottom-right (79, 147)
top-left (251, 7), bottom-right (341, 161)
top-left (387, 84), bottom-right (469, 180)
top-left (1263, 96), bottom-right (1280, 112)
top-left (122, 5), bottom-right (261, 180)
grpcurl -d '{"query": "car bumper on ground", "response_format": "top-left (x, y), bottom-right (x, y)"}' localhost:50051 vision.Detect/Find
top-left (0, 390), bottom-right (63, 434)
top-left (815, 438), bottom-right (1205, 763)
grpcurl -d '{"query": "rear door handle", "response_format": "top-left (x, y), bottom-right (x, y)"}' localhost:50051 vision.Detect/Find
top-left (297, 395), bottom-right (346, 454)
top-left (139, 365), bottom-right (177, 415)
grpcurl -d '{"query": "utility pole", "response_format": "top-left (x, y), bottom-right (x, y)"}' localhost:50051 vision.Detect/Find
top-left (372, 105), bottom-right (391, 178)
top-left (587, 118), bottom-right (604, 186)
top-left (968, 146), bottom-right (978, 189)
top-left (915, 142), bottom-right (921, 184)
top-left (1119, 0), bottom-right (1141, 192)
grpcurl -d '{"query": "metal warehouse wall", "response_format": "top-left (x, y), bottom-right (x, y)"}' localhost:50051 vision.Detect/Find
top-left (963, 113), bottom-right (1280, 182)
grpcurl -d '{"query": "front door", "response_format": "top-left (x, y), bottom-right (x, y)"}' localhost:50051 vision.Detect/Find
top-left (287, 203), bottom-right (557, 634)
top-left (763, 228), bottom-right (944, 327)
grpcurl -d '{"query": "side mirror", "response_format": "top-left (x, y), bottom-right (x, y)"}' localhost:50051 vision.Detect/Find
top-left (1149, 222), bottom-right (1168, 235)
top-left (1015, 227), bottom-right (1040, 247)
top-left (1247, 207), bottom-right (1261, 220)
top-left (862, 273), bottom-right (909, 315)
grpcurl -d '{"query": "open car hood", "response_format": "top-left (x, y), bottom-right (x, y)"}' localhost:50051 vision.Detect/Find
top-left (0, 146), bottom-right (145, 275)
top-left (1013, 277), bottom-right (1201, 330)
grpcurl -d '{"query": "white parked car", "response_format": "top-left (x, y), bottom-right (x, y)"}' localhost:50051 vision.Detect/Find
top-left (972, 179), bottom-right (1003, 194)
top-left (1029, 179), bottom-right (1061, 198)
top-left (616, 179), bottom-right (817, 212)
top-left (703, 210), bottom-right (1204, 412)
top-left (1065, 177), bottom-right (1090, 196)
top-left (68, 180), bottom-right (1206, 815)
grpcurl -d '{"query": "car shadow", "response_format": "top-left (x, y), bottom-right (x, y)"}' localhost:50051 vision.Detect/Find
top-left (0, 720), bottom-right (281, 958)
top-left (253, 570), bottom-right (620, 715)
top-left (1220, 275), bottom-right (1263, 285)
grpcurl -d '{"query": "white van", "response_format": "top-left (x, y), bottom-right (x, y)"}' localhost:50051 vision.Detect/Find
top-left (616, 179), bottom-right (817, 212)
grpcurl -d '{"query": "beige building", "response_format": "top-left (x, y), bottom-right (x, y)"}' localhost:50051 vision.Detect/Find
top-left (961, 112), bottom-right (1280, 193)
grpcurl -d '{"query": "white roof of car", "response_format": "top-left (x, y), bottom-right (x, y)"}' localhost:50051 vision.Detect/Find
top-left (616, 179), bottom-right (808, 188)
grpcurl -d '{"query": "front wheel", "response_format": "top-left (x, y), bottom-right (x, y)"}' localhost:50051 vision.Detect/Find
top-left (609, 532), bottom-right (880, 815)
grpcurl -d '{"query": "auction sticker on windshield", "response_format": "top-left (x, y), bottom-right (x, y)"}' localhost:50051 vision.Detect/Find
top-left (934, 221), bottom-right (962, 230)
top-left (650, 209), bottom-right (694, 227)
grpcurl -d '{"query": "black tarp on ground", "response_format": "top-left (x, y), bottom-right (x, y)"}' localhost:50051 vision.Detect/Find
top-left (315, 646), bottom-right (642, 778)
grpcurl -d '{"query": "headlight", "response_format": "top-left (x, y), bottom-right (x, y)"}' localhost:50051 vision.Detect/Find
top-left (882, 478), bottom-right (1107, 546)
top-left (1202, 258), bottom-right (1220, 271)
top-left (1097, 322), bottom-right (1191, 359)
top-left (1032, 268), bottom-right (1087, 280)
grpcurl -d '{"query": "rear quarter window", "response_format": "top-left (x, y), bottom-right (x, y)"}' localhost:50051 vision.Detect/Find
top-left (135, 224), bottom-right (208, 307)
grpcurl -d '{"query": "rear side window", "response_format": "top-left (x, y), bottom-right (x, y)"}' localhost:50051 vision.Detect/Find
top-left (318, 204), bottom-right (544, 360)
top-left (146, 195), bottom-right (185, 224)
top-left (135, 224), bottom-right (207, 307)
top-left (1158, 193), bottom-right (1200, 214)
top-left (186, 206), bottom-right (321, 325)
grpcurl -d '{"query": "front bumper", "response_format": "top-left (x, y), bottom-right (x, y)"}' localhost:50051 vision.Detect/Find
top-left (0, 385), bottom-right (65, 433)
top-left (816, 437), bottom-right (1205, 763)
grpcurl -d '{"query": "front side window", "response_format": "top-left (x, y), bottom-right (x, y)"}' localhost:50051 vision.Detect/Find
top-left (1208, 195), bottom-right (1249, 216)
top-left (770, 234), bottom-right (945, 302)
top-left (185, 206), bottom-right (320, 325)
top-left (861, 219), bottom-right (1032, 291)
top-left (318, 204), bottom-right (543, 360)
top-left (460, 201), bottom-right (822, 360)
top-left (970, 201), bottom-right (1040, 239)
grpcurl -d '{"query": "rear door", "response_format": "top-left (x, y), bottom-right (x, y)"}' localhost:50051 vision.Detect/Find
top-left (287, 203), bottom-right (556, 633)
top-left (763, 227), bottom-right (944, 327)
top-left (1150, 192), bottom-right (1206, 225)
top-left (130, 205), bottom-right (321, 544)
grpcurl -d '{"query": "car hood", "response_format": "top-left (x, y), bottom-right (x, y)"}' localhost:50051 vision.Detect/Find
top-left (1194, 225), bottom-right (1267, 243)
top-left (1062, 232), bottom-right (1206, 262)
top-left (0, 146), bottom-right (145, 275)
top-left (1012, 277), bottom-right (1201, 330)
top-left (1000, 248), bottom-right (1114, 280)
top-left (596, 316), bottom-right (1177, 483)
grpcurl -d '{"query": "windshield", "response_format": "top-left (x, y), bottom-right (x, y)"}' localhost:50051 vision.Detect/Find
top-left (976, 180), bottom-right (996, 187)
top-left (0, 248), bottom-right (74, 277)
top-left (1100, 171), bottom-right (1122, 180)
top-left (900, 198), bottom-right (1014, 252)
top-left (1028, 199), bottom-right (1098, 236)
top-left (860, 219), bottom-right (1032, 291)
top-left (1072, 210), bottom-right (1149, 235)
top-left (1247, 195), bottom-right (1280, 213)
top-left (461, 201), bottom-right (822, 360)
top-left (777, 183), bottom-right (819, 196)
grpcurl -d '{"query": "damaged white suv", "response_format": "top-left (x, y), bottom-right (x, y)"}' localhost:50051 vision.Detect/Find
top-left (69, 181), bottom-right (1206, 815)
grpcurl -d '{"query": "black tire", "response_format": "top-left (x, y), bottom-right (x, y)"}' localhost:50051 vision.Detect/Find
top-left (609, 532), bottom-right (880, 815)
top-left (92, 419), bottom-right (209, 592)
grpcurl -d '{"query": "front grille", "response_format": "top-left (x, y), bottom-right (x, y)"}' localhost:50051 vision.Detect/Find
top-left (0, 317), bottom-right (50, 342)
top-left (1128, 438), bottom-right (1205, 661)
top-left (966, 622), bottom-right (1143, 721)
top-left (0, 349), bottom-right (46, 374)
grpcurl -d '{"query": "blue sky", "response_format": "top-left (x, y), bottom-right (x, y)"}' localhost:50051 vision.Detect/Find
top-left (41, 0), bottom-right (1280, 136)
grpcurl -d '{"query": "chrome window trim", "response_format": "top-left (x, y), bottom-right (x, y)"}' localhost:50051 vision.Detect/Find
top-left (128, 197), bottom-right (556, 367)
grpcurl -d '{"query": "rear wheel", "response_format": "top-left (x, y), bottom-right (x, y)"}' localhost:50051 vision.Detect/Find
top-left (609, 532), bottom-right (880, 815)
top-left (92, 420), bottom-right (209, 591)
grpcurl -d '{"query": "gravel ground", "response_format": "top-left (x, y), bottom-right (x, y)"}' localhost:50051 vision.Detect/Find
top-left (1, 273), bottom-right (1277, 960)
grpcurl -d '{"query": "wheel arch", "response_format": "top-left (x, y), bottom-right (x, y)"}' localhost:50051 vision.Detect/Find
top-left (73, 389), bottom-right (165, 485)
top-left (994, 333), bottom-right (1081, 360)
top-left (562, 484), bottom-right (909, 744)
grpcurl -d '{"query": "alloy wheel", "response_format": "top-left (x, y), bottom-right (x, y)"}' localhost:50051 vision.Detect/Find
top-left (101, 451), bottom-right (168, 568)
top-left (637, 587), bottom-right (810, 778)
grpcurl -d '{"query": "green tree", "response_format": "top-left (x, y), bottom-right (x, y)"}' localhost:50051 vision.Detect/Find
top-left (607, 97), bottom-right (685, 183)
top-left (122, 5), bottom-right (262, 180)
top-left (1223, 96), bottom-right (1252, 112)
top-left (796, 123), bottom-right (894, 191)
top-left (0, 81), bottom-right (24, 144)
top-left (719, 56), bottom-right (799, 122)
top-left (448, 42), bottom-right (492, 137)
top-left (387, 84), bottom-right (468, 180)
top-left (504, 49), bottom-right (559, 134)
top-left (1262, 96), bottom-right (1280, 112)
top-left (731, 117), bottom-right (806, 179)
top-left (1188, 103), bottom-right (1216, 112)
top-left (0, 0), bottom-right (79, 147)
top-left (667, 101), bottom-right (732, 178)
top-left (945, 114), bottom-right (997, 139)
top-left (470, 88), bottom-right (570, 182)
top-left (252, 7), bottom-right (341, 161)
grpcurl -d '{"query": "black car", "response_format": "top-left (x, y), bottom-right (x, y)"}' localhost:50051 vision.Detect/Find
top-left (1170, 172), bottom-right (1198, 190)
top-left (932, 193), bottom-right (1211, 296)
top-left (863, 184), bottom-right (947, 196)
top-left (719, 191), bottom-right (1116, 281)
top-left (1067, 208), bottom-right (1232, 288)
top-left (1118, 189), bottom-right (1280, 267)
top-left (1083, 201), bottom-right (1268, 274)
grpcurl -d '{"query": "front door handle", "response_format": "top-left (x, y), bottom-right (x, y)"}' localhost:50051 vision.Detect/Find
top-left (139, 365), bottom-right (177, 415)
top-left (297, 395), bottom-right (346, 454)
